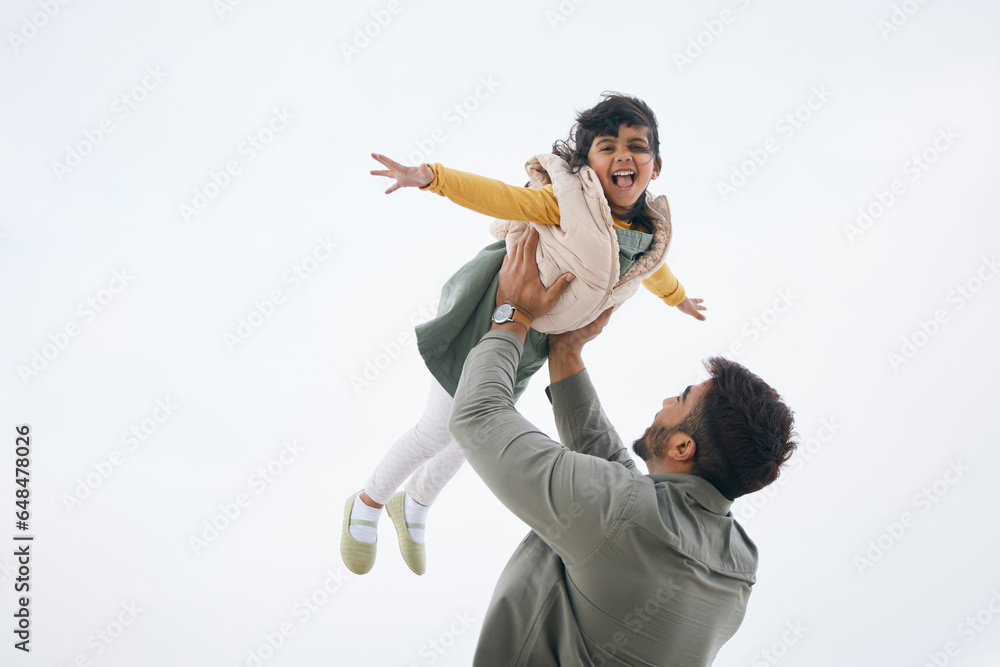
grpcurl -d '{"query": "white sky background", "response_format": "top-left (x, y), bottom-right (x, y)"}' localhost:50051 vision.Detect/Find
top-left (2, 0), bottom-right (999, 665)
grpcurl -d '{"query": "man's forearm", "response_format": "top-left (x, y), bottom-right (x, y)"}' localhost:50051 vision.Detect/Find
top-left (449, 330), bottom-right (526, 467)
top-left (545, 307), bottom-right (611, 385)
top-left (547, 338), bottom-right (585, 384)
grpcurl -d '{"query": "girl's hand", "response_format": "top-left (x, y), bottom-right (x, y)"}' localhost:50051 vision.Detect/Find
top-left (677, 297), bottom-right (707, 321)
top-left (370, 153), bottom-right (435, 194)
top-left (496, 226), bottom-right (574, 324)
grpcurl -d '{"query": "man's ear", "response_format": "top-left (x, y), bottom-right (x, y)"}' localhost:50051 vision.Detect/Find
top-left (669, 435), bottom-right (696, 462)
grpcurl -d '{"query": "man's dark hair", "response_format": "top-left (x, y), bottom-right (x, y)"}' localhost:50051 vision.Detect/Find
top-left (552, 91), bottom-right (662, 230)
top-left (679, 357), bottom-right (797, 500)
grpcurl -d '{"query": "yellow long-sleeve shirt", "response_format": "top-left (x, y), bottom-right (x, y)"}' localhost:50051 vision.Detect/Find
top-left (422, 163), bottom-right (686, 306)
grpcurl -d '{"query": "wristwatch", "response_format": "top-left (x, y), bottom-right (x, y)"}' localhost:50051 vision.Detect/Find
top-left (491, 304), bottom-right (532, 330)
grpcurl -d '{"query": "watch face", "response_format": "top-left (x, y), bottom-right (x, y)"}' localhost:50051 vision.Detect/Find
top-left (493, 304), bottom-right (513, 323)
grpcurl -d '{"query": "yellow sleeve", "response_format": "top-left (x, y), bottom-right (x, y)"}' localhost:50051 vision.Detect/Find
top-left (420, 163), bottom-right (561, 226)
top-left (641, 262), bottom-right (687, 307)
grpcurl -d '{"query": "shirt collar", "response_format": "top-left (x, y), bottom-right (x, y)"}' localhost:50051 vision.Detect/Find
top-left (648, 473), bottom-right (734, 515)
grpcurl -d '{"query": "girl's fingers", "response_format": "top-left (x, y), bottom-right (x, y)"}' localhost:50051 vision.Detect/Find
top-left (372, 152), bottom-right (404, 170)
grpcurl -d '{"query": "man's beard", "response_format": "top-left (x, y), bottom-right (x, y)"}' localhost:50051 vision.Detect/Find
top-left (633, 418), bottom-right (700, 463)
top-left (633, 425), bottom-right (673, 461)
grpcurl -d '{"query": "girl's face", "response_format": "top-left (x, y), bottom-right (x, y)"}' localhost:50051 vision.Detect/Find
top-left (586, 124), bottom-right (659, 216)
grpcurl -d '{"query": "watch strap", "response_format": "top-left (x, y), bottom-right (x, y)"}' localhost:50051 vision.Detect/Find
top-left (509, 307), bottom-right (532, 331)
top-left (494, 304), bottom-right (532, 331)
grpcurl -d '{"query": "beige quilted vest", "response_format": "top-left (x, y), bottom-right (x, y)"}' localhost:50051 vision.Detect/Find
top-left (490, 154), bottom-right (673, 334)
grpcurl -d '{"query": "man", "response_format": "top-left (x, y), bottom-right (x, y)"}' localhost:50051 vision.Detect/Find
top-left (448, 227), bottom-right (797, 666)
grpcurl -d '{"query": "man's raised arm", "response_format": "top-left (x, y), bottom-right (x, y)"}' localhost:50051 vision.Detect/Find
top-left (545, 310), bottom-right (636, 468)
top-left (448, 228), bottom-right (637, 564)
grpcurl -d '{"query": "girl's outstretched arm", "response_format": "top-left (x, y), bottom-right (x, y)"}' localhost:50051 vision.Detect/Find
top-left (370, 153), bottom-right (562, 225)
top-left (641, 263), bottom-right (685, 305)
top-left (642, 264), bottom-right (707, 321)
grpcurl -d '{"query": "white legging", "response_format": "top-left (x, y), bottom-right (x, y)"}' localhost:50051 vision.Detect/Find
top-left (363, 379), bottom-right (466, 507)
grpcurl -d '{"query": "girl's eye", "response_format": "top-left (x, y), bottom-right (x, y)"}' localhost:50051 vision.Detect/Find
top-left (597, 144), bottom-right (649, 153)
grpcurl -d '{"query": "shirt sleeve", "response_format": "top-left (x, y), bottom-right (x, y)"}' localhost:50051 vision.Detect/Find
top-left (449, 331), bottom-right (637, 565)
top-left (641, 262), bottom-right (686, 306)
top-left (544, 371), bottom-right (637, 469)
top-left (420, 163), bottom-right (561, 226)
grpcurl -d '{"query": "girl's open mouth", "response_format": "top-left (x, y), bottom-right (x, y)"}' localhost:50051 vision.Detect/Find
top-left (612, 170), bottom-right (635, 190)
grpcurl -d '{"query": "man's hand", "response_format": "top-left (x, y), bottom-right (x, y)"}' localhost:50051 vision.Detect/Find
top-left (370, 153), bottom-right (435, 194)
top-left (547, 307), bottom-right (613, 384)
top-left (493, 226), bottom-right (574, 339)
top-left (677, 296), bottom-right (707, 321)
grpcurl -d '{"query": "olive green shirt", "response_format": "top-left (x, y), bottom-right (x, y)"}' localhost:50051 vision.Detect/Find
top-left (449, 331), bottom-right (759, 666)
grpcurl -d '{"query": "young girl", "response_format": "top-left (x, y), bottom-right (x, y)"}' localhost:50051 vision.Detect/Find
top-left (341, 92), bottom-right (706, 576)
